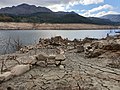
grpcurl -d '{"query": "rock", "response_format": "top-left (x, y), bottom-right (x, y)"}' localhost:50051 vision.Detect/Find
top-left (11, 65), bottom-right (31, 76)
top-left (56, 47), bottom-right (65, 54)
top-left (26, 45), bottom-right (34, 50)
top-left (6, 55), bottom-right (17, 60)
top-left (102, 44), bottom-right (120, 51)
top-left (100, 51), bottom-right (120, 59)
top-left (34, 52), bottom-right (49, 66)
top-left (59, 65), bottom-right (65, 70)
top-left (0, 72), bottom-right (13, 82)
top-left (91, 41), bottom-right (104, 49)
top-left (27, 56), bottom-right (37, 65)
top-left (59, 48), bottom-right (65, 54)
top-left (85, 49), bottom-right (105, 58)
top-left (36, 61), bottom-right (47, 67)
top-left (16, 56), bottom-right (37, 65)
top-left (48, 54), bottom-right (56, 59)
top-left (84, 44), bottom-right (92, 53)
top-left (55, 61), bottom-right (61, 66)
top-left (55, 54), bottom-right (66, 61)
top-left (111, 86), bottom-right (120, 90)
top-left (76, 45), bottom-right (84, 53)
top-left (50, 36), bottom-right (64, 46)
top-left (34, 52), bottom-right (48, 61)
top-left (19, 48), bottom-right (29, 53)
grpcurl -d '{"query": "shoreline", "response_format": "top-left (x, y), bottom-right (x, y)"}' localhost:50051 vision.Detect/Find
top-left (0, 22), bottom-right (120, 30)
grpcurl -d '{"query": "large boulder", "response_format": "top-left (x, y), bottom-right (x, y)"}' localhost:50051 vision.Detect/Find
top-left (11, 65), bottom-right (31, 76)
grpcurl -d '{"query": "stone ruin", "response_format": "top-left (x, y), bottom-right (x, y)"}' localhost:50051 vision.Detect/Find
top-left (0, 50), bottom-right (66, 83)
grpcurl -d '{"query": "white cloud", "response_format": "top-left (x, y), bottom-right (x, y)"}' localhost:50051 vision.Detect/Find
top-left (79, 0), bottom-right (104, 5)
top-left (47, 4), bottom-right (66, 12)
top-left (80, 9), bottom-right (86, 12)
top-left (97, 11), bottom-right (120, 17)
top-left (89, 4), bottom-right (113, 13)
top-left (80, 4), bottom-right (118, 17)
top-left (81, 10), bottom-right (120, 17)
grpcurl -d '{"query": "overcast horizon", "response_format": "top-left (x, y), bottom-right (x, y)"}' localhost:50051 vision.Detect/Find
top-left (0, 0), bottom-right (120, 17)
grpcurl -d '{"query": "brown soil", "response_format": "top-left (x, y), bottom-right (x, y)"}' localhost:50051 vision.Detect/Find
top-left (0, 22), bottom-right (120, 30)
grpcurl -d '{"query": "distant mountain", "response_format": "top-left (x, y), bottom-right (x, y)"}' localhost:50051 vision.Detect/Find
top-left (101, 14), bottom-right (120, 22)
top-left (88, 17), bottom-right (115, 25)
top-left (0, 3), bottom-right (52, 15)
top-left (0, 3), bottom-right (119, 25)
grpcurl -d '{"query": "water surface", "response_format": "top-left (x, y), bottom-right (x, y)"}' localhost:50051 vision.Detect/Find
top-left (0, 30), bottom-right (119, 54)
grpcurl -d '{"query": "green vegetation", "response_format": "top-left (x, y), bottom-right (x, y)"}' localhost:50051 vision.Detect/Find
top-left (0, 13), bottom-right (120, 25)
top-left (0, 14), bottom-right (13, 22)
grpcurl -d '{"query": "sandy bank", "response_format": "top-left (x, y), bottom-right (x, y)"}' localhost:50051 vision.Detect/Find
top-left (0, 22), bottom-right (120, 30)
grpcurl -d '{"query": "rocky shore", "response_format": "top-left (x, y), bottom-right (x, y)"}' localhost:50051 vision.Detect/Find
top-left (0, 35), bottom-right (120, 90)
top-left (0, 22), bottom-right (120, 30)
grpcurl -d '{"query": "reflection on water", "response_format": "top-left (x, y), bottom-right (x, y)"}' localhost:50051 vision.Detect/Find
top-left (0, 30), bottom-right (119, 54)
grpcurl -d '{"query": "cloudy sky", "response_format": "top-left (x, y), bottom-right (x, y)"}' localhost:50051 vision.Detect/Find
top-left (0, 0), bottom-right (120, 17)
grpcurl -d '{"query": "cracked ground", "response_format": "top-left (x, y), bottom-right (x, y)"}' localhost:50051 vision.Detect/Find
top-left (0, 48), bottom-right (120, 90)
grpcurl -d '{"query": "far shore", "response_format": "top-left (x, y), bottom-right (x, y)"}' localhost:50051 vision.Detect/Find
top-left (0, 22), bottom-right (120, 30)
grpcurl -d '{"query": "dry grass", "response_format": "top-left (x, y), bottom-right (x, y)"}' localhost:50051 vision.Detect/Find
top-left (0, 22), bottom-right (120, 30)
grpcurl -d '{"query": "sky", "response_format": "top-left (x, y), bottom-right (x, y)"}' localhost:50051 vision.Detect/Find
top-left (0, 0), bottom-right (120, 17)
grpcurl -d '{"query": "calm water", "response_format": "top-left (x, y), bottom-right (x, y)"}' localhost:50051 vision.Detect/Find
top-left (0, 30), bottom-right (119, 54)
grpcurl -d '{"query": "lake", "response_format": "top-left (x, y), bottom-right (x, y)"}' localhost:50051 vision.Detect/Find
top-left (0, 30), bottom-right (119, 54)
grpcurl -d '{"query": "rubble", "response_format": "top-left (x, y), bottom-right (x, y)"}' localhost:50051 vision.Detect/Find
top-left (0, 35), bottom-right (120, 89)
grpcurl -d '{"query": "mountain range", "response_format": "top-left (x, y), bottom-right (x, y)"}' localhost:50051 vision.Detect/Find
top-left (101, 14), bottom-right (120, 23)
top-left (0, 3), bottom-right (120, 25)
